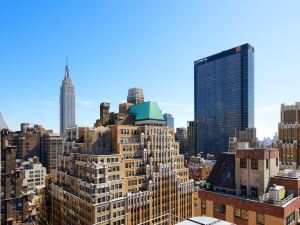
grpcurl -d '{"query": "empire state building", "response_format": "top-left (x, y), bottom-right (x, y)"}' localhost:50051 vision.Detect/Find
top-left (60, 63), bottom-right (75, 135)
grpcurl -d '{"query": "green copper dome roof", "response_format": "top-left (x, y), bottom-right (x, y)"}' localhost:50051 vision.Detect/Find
top-left (129, 101), bottom-right (165, 121)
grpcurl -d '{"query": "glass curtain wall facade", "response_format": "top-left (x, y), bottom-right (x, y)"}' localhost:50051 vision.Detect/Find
top-left (194, 44), bottom-right (254, 158)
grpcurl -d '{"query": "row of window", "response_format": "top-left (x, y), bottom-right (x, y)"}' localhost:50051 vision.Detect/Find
top-left (108, 175), bottom-right (120, 181)
top-left (29, 170), bottom-right (44, 174)
top-left (146, 129), bottom-right (168, 136)
top-left (207, 201), bottom-right (265, 224)
top-left (120, 137), bottom-right (139, 143)
top-left (120, 129), bottom-right (139, 135)
top-left (123, 153), bottom-right (143, 159)
top-left (128, 179), bottom-right (143, 186)
top-left (108, 166), bottom-right (120, 172)
top-left (111, 183), bottom-right (122, 191)
top-left (125, 162), bottom-right (144, 168)
top-left (122, 145), bottom-right (142, 151)
top-left (240, 158), bottom-right (279, 169)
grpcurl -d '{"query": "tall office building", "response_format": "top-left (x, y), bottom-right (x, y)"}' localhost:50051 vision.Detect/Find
top-left (60, 63), bottom-right (75, 135)
top-left (194, 44), bottom-right (254, 158)
top-left (50, 91), bottom-right (196, 225)
top-left (163, 113), bottom-right (174, 128)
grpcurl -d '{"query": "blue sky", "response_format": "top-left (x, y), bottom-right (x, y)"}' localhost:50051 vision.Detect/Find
top-left (1, 1), bottom-right (300, 139)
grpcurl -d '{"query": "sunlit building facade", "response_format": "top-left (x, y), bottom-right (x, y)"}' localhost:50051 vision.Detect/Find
top-left (50, 91), bottom-right (196, 225)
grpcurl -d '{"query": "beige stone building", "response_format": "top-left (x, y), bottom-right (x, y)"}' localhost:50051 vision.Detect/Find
top-left (50, 91), bottom-right (196, 225)
top-left (274, 102), bottom-right (300, 169)
top-left (41, 133), bottom-right (63, 173)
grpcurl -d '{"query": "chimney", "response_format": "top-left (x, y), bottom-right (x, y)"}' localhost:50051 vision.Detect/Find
top-left (100, 102), bottom-right (110, 126)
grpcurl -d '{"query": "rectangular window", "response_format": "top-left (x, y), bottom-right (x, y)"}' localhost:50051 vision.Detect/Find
top-left (251, 159), bottom-right (258, 169)
top-left (240, 185), bottom-right (247, 196)
top-left (213, 202), bottom-right (226, 214)
top-left (240, 159), bottom-right (247, 168)
top-left (286, 212), bottom-right (295, 225)
top-left (234, 208), bottom-right (248, 220)
top-left (250, 186), bottom-right (258, 197)
top-left (266, 159), bottom-right (269, 169)
top-left (257, 213), bottom-right (264, 225)
top-left (276, 157), bottom-right (278, 167)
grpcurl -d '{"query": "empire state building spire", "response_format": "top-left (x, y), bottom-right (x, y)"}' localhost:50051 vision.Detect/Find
top-left (65, 56), bottom-right (70, 78)
top-left (60, 60), bottom-right (75, 136)
top-left (65, 64), bottom-right (70, 78)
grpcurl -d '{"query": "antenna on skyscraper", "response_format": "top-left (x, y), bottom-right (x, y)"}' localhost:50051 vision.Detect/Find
top-left (66, 56), bottom-right (68, 66)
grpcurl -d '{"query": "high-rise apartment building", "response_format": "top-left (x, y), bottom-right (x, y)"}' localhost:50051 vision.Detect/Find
top-left (41, 133), bottom-right (62, 173)
top-left (60, 63), bottom-right (75, 136)
top-left (194, 44), bottom-right (254, 158)
top-left (274, 102), bottom-right (300, 169)
top-left (163, 113), bottom-right (174, 128)
top-left (50, 90), bottom-right (196, 225)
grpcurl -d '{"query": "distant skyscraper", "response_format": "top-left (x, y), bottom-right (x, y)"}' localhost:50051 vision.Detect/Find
top-left (163, 113), bottom-right (174, 128)
top-left (187, 121), bottom-right (196, 157)
top-left (176, 127), bottom-right (188, 156)
top-left (127, 87), bottom-right (144, 104)
top-left (60, 63), bottom-right (75, 135)
top-left (194, 44), bottom-right (254, 158)
top-left (274, 102), bottom-right (300, 168)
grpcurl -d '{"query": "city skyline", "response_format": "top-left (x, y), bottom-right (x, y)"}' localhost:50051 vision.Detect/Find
top-left (1, 1), bottom-right (300, 139)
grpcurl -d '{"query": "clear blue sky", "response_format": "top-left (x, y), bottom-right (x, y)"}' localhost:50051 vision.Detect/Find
top-left (1, 1), bottom-right (300, 139)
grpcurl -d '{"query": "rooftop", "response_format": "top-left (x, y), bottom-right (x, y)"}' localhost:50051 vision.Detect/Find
top-left (176, 216), bottom-right (235, 225)
top-left (194, 43), bottom-right (253, 66)
top-left (129, 101), bottom-right (165, 121)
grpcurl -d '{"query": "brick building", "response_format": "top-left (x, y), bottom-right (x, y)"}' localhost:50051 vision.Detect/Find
top-left (188, 155), bottom-right (215, 181)
top-left (197, 146), bottom-right (300, 225)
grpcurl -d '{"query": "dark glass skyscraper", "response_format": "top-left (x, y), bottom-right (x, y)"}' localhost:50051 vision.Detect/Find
top-left (194, 44), bottom-right (254, 158)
